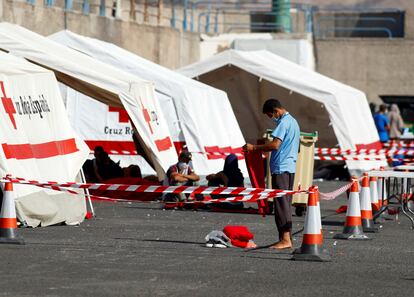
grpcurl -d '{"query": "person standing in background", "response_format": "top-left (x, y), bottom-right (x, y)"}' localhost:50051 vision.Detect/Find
top-left (374, 104), bottom-right (390, 143)
top-left (388, 104), bottom-right (404, 140)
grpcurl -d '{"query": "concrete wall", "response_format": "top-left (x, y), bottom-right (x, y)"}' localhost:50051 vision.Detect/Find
top-left (0, 0), bottom-right (200, 69)
top-left (315, 38), bottom-right (414, 103)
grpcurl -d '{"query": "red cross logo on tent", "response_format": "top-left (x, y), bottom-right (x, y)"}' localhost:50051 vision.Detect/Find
top-left (139, 97), bottom-right (154, 135)
top-left (108, 106), bottom-right (129, 123)
top-left (0, 81), bottom-right (17, 130)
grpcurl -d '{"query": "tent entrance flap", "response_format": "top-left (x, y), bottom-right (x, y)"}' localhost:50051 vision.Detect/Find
top-left (197, 65), bottom-right (337, 147)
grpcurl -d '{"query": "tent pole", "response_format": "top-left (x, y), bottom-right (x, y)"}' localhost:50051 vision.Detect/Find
top-left (79, 169), bottom-right (95, 217)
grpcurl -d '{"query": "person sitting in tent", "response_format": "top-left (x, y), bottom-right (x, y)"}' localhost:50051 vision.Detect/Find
top-left (83, 146), bottom-right (123, 182)
top-left (207, 154), bottom-right (244, 188)
top-left (83, 146), bottom-right (105, 182)
top-left (206, 154), bottom-right (245, 209)
top-left (97, 151), bottom-right (123, 181)
top-left (162, 151), bottom-right (200, 202)
top-left (90, 163), bottom-right (160, 202)
top-left (123, 164), bottom-right (142, 179)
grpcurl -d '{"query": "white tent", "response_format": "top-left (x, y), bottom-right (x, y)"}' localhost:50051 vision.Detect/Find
top-left (49, 30), bottom-right (247, 177)
top-left (178, 50), bottom-right (384, 172)
top-left (0, 23), bottom-right (177, 179)
top-left (0, 51), bottom-right (90, 227)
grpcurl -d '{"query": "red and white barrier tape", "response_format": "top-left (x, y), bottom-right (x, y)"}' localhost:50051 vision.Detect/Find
top-left (319, 182), bottom-right (353, 201)
top-left (36, 183), bottom-right (282, 204)
top-left (314, 155), bottom-right (414, 162)
top-left (2, 176), bottom-right (360, 205)
top-left (383, 141), bottom-right (414, 148)
top-left (5, 178), bottom-right (139, 203)
top-left (315, 148), bottom-right (414, 156)
top-left (93, 149), bottom-right (246, 160)
top-left (2, 176), bottom-right (308, 203)
top-left (3, 178), bottom-right (299, 197)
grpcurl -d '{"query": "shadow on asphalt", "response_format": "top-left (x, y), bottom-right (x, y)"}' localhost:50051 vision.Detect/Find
top-left (322, 220), bottom-right (344, 227)
top-left (124, 205), bottom-right (162, 210)
top-left (245, 242), bottom-right (278, 251)
top-left (115, 238), bottom-right (294, 259)
top-left (241, 254), bottom-right (293, 261)
top-left (115, 238), bottom-right (204, 246)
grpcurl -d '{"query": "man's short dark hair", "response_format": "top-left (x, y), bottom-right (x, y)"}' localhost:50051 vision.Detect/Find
top-left (94, 146), bottom-right (104, 153)
top-left (179, 150), bottom-right (192, 161)
top-left (379, 104), bottom-right (387, 113)
top-left (262, 98), bottom-right (283, 114)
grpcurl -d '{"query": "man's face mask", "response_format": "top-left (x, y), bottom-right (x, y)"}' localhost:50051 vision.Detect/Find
top-left (271, 110), bottom-right (281, 123)
top-left (177, 162), bottom-right (189, 173)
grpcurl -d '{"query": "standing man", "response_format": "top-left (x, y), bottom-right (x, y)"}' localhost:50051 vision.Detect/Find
top-left (373, 104), bottom-right (390, 143)
top-left (243, 99), bottom-right (300, 249)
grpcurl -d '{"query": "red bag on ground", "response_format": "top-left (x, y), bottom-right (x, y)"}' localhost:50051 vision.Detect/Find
top-left (223, 225), bottom-right (254, 248)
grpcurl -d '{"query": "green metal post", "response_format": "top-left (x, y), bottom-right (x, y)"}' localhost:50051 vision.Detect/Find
top-left (273, 0), bottom-right (292, 33)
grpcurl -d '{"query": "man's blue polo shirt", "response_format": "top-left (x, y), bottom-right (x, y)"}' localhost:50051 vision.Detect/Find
top-left (270, 112), bottom-right (300, 174)
top-left (373, 113), bottom-right (390, 142)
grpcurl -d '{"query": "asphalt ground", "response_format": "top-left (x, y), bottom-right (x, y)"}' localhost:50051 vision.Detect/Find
top-left (0, 181), bottom-right (414, 297)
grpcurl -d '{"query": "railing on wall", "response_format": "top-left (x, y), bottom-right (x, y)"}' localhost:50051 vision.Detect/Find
top-left (22, 0), bottom-right (404, 37)
top-left (23, 0), bottom-right (299, 33)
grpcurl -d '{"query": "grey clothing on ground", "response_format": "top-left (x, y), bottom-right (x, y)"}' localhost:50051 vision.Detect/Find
top-left (205, 230), bottom-right (232, 247)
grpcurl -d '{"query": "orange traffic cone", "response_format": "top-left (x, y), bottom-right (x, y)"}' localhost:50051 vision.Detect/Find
top-left (369, 176), bottom-right (380, 212)
top-left (292, 186), bottom-right (330, 262)
top-left (334, 177), bottom-right (369, 240)
top-left (360, 173), bottom-right (378, 233)
top-left (0, 182), bottom-right (24, 244)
